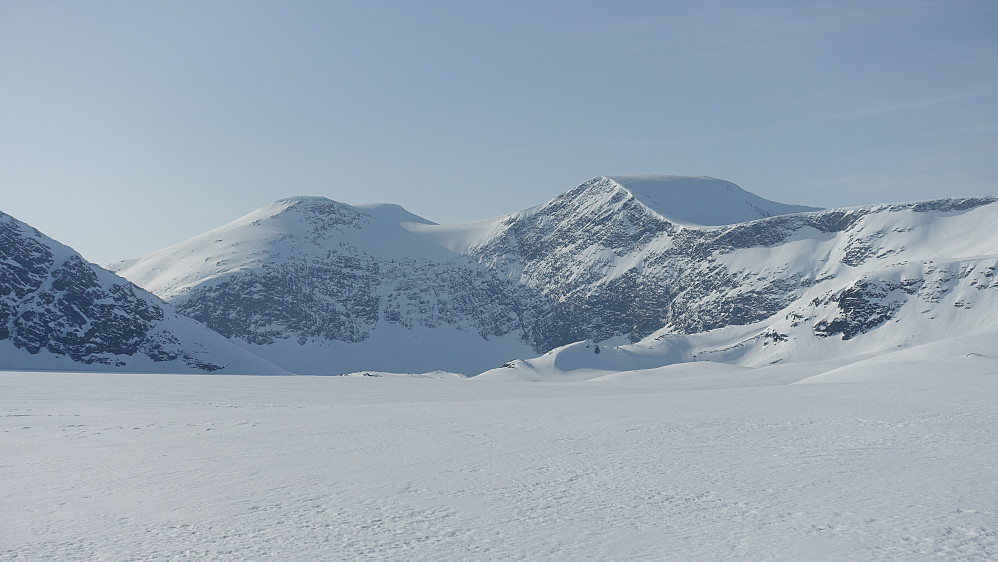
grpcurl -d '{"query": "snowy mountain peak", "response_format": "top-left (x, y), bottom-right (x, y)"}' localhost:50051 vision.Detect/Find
top-left (251, 196), bottom-right (435, 229)
top-left (602, 175), bottom-right (821, 226)
top-left (260, 195), bottom-right (347, 217)
top-left (112, 194), bottom-right (453, 302)
top-left (261, 196), bottom-right (375, 231)
top-left (274, 195), bottom-right (336, 206)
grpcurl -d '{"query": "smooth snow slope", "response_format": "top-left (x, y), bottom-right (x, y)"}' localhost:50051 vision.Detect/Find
top-left (3, 350), bottom-right (997, 560)
top-left (607, 175), bottom-right (821, 226)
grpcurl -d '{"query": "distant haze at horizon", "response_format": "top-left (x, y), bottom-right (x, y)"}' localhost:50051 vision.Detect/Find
top-left (2, 1), bottom-right (996, 265)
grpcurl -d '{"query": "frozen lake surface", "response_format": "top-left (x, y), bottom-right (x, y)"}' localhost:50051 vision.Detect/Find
top-left (3, 357), bottom-right (997, 560)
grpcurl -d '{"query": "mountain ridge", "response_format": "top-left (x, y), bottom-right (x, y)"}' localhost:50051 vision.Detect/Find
top-left (109, 175), bottom-right (998, 376)
top-left (484, 194), bottom-right (998, 380)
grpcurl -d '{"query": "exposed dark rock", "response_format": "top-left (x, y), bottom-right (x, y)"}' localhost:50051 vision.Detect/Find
top-left (813, 278), bottom-right (924, 339)
top-left (1, 212), bottom-right (228, 371)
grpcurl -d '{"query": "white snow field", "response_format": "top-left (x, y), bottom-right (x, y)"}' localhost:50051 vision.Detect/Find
top-left (3, 335), bottom-right (997, 560)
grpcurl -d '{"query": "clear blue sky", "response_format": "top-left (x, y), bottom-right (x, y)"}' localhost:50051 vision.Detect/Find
top-left (2, 1), bottom-right (996, 265)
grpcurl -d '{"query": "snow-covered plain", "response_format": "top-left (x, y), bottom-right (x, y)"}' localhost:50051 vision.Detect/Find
top-left (4, 336), bottom-right (997, 560)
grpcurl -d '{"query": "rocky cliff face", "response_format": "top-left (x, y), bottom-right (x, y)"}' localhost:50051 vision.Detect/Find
top-left (0, 211), bottom-right (285, 373)
top-left (173, 253), bottom-right (586, 353)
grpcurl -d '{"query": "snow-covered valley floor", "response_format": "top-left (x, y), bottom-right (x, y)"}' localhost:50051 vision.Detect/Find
top-left (3, 351), bottom-right (998, 560)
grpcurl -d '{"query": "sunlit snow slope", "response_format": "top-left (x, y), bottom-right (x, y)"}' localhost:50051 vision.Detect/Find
top-left (0, 211), bottom-right (287, 374)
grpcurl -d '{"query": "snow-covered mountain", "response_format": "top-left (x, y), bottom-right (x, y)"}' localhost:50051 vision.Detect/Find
top-left (112, 197), bottom-right (585, 375)
top-left (480, 193), bottom-right (998, 380)
top-left (112, 175), bottom-right (997, 376)
top-left (422, 176), bottom-right (824, 342)
top-left (0, 211), bottom-right (287, 374)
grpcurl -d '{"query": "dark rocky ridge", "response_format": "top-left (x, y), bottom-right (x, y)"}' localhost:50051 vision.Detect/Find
top-left (0, 211), bottom-right (280, 372)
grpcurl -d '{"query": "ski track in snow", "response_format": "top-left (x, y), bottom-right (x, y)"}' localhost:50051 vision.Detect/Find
top-left (2, 367), bottom-right (997, 561)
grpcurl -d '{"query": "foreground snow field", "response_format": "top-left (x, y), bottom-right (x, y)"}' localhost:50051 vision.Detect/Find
top-left (3, 346), bottom-right (997, 560)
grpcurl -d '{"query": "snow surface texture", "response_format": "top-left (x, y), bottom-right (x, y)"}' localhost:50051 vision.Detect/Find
top-left (0, 211), bottom-right (286, 374)
top-left (3, 335), bottom-right (997, 560)
top-left (113, 175), bottom-right (998, 376)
